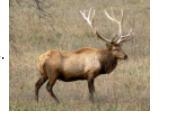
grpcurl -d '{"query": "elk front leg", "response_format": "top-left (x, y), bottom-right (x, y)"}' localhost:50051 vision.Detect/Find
top-left (88, 78), bottom-right (95, 102)
top-left (46, 77), bottom-right (59, 103)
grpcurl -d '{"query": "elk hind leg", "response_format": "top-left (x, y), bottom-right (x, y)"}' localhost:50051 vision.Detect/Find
top-left (35, 76), bottom-right (47, 102)
top-left (46, 78), bottom-right (59, 103)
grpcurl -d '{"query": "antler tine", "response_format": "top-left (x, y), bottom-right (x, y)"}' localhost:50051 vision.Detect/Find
top-left (116, 28), bottom-right (133, 44)
top-left (80, 8), bottom-right (111, 43)
top-left (88, 8), bottom-right (92, 19)
top-left (104, 10), bottom-right (120, 25)
top-left (105, 8), bottom-right (133, 44)
top-left (104, 8), bottom-right (122, 37)
top-left (80, 10), bottom-right (91, 28)
top-left (119, 9), bottom-right (124, 36)
top-left (121, 9), bottom-right (124, 21)
top-left (80, 8), bottom-right (96, 29)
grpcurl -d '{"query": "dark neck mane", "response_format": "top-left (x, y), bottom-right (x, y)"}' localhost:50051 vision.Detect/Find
top-left (99, 49), bottom-right (118, 74)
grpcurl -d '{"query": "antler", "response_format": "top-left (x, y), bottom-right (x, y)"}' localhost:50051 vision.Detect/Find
top-left (80, 8), bottom-right (111, 43)
top-left (104, 8), bottom-right (133, 44)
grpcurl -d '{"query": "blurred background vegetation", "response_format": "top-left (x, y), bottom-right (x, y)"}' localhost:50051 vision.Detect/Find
top-left (10, 0), bottom-right (149, 110)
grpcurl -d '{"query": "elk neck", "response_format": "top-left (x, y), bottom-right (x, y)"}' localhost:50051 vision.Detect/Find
top-left (98, 48), bottom-right (118, 74)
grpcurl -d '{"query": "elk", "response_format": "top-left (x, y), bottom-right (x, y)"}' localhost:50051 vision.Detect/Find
top-left (35, 8), bottom-right (133, 103)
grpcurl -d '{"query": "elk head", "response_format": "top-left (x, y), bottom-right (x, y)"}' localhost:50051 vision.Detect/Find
top-left (80, 8), bottom-right (133, 60)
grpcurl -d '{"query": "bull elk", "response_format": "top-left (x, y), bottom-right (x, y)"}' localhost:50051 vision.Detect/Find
top-left (35, 8), bottom-right (133, 103)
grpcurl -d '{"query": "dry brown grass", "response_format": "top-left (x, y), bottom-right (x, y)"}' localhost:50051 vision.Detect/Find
top-left (10, 0), bottom-right (149, 110)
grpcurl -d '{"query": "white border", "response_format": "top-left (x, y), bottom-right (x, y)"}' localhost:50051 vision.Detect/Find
top-left (151, 0), bottom-right (180, 113)
top-left (0, 0), bottom-right (9, 112)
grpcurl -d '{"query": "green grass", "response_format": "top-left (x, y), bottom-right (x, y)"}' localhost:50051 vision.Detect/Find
top-left (10, 0), bottom-right (149, 111)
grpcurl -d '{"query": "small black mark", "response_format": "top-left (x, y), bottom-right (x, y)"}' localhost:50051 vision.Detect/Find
top-left (2, 57), bottom-right (4, 59)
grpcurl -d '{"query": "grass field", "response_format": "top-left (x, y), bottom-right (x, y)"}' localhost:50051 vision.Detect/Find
top-left (9, 0), bottom-right (150, 111)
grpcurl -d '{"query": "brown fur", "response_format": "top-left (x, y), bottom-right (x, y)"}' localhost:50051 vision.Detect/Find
top-left (35, 45), bottom-right (128, 103)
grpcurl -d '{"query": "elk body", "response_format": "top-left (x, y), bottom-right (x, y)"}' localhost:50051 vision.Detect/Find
top-left (35, 8), bottom-right (133, 103)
